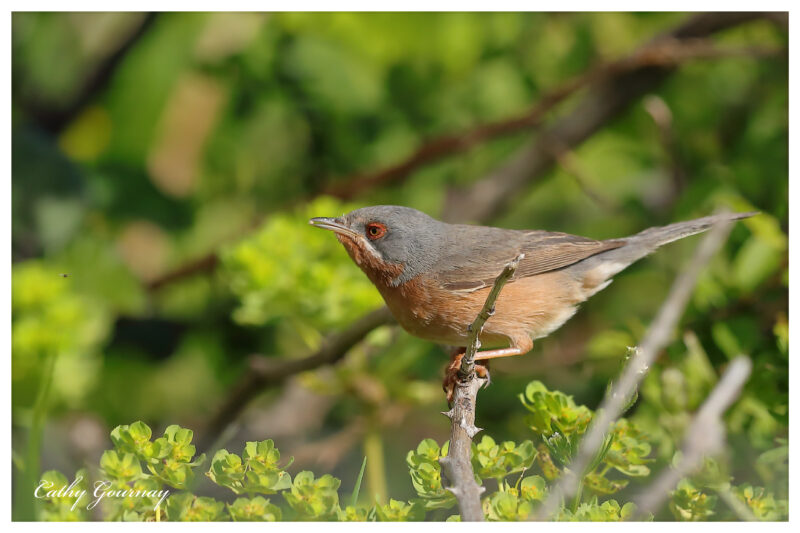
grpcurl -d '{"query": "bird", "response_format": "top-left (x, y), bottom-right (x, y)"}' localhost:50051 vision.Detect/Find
top-left (310, 206), bottom-right (755, 400)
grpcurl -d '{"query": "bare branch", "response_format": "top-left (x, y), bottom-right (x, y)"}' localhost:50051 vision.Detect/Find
top-left (459, 254), bottom-right (524, 378)
top-left (198, 306), bottom-right (393, 451)
top-left (633, 356), bottom-right (752, 519)
top-left (440, 254), bottom-right (522, 521)
top-left (535, 216), bottom-right (737, 520)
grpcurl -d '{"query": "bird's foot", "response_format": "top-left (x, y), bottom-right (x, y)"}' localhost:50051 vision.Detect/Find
top-left (443, 349), bottom-right (491, 404)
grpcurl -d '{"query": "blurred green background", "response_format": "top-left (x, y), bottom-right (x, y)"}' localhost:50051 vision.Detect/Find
top-left (11, 12), bottom-right (787, 520)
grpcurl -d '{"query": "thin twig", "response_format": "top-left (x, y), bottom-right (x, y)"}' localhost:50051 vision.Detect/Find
top-left (633, 356), bottom-right (753, 519)
top-left (535, 216), bottom-right (736, 520)
top-left (459, 254), bottom-right (525, 378)
top-left (440, 254), bottom-right (523, 521)
top-left (198, 306), bottom-right (393, 451)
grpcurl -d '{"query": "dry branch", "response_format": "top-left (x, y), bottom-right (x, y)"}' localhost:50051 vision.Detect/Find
top-left (633, 356), bottom-right (753, 519)
top-left (199, 306), bottom-right (393, 451)
top-left (440, 254), bottom-right (523, 521)
top-left (535, 216), bottom-right (737, 520)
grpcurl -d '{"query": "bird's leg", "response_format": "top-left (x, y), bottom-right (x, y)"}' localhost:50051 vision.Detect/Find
top-left (473, 347), bottom-right (523, 361)
top-left (474, 336), bottom-right (533, 361)
top-left (442, 347), bottom-right (491, 404)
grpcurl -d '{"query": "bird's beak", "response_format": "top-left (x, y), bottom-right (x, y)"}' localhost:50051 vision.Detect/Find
top-left (309, 217), bottom-right (361, 239)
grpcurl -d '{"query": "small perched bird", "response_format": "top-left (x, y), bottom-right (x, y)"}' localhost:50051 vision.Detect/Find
top-left (310, 206), bottom-right (754, 400)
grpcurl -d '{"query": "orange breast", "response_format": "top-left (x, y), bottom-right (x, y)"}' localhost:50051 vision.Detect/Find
top-left (337, 235), bottom-right (585, 351)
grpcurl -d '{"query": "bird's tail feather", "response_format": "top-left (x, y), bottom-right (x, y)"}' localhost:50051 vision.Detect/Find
top-left (571, 211), bottom-right (757, 287)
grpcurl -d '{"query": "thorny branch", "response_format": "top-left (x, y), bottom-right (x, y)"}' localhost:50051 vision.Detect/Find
top-left (459, 254), bottom-right (525, 378)
top-left (535, 216), bottom-right (737, 520)
top-left (633, 356), bottom-right (753, 520)
top-left (440, 254), bottom-right (523, 522)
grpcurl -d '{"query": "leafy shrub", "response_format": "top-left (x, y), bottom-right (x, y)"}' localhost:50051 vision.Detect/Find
top-left (33, 378), bottom-right (786, 521)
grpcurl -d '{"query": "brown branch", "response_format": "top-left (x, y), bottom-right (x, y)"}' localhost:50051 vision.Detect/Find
top-left (443, 12), bottom-right (780, 222)
top-left (535, 215), bottom-right (737, 520)
top-left (199, 306), bottom-right (393, 451)
top-left (325, 19), bottom-right (781, 201)
top-left (147, 253), bottom-right (218, 291)
top-left (440, 254), bottom-right (522, 521)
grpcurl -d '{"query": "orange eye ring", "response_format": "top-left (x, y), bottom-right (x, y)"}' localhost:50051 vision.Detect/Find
top-left (365, 222), bottom-right (387, 240)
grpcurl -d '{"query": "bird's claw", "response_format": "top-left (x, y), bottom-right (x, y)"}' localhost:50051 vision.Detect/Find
top-left (442, 350), bottom-right (491, 404)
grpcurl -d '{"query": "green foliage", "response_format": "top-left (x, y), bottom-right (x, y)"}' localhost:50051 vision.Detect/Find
top-left (12, 261), bottom-right (110, 406)
top-left (282, 471), bottom-right (341, 520)
top-left (374, 499), bottom-right (425, 521)
top-left (483, 476), bottom-right (547, 521)
top-left (36, 470), bottom-right (89, 521)
top-left (519, 380), bottom-right (652, 499)
top-left (732, 484), bottom-right (787, 521)
top-left (100, 450), bottom-right (144, 482)
top-left (166, 493), bottom-right (226, 522)
top-left (557, 499), bottom-right (642, 521)
top-left (405, 438), bottom-right (456, 510)
top-left (669, 479), bottom-right (718, 521)
top-left (471, 435), bottom-right (536, 482)
top-left (520, 380), bottom-right (593, 438)
top-left (222, 196), bottom-right (383, 330)
top-left (337, 505), bottom-right (370, 521)
top-left (36, 362), bottom-right (788, 522)
top-left (12, 12), bottom-right (788, 523)
top-left (109, 423), bottom-right (205, 490)
top-left (207, 440), bottom-right (292, 495)
top-left (227, 496), bottom-right (282, 521)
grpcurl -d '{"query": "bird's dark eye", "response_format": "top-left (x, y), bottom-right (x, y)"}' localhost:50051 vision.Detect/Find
top-left (365, 222), bottom-right (387, 240)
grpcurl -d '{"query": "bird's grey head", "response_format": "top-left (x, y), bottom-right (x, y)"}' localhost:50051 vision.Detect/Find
top-left (310, 205), bottom-right (446, 286)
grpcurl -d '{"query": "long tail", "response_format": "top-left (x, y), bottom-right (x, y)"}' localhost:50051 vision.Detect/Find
top-left (571, 211), bottom-right (757, 287)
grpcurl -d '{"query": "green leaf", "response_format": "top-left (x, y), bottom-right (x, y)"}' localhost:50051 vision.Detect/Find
top-left (283, 471), bottom-right (341, 520)
top-left (351, 456), bottom-right (367, 507)
top-left (374, 499), bottom-right (425, 521)
top-left (166, 493), bottom-right (226, 522)
top-left (669, 479), bottom-right (717, 521)
top-left (227, 496), bottom-right (282, 521)
top-left (405, 439), bottom-right (456, 510)
top-left (100, 450), bottom-right (143, 482)
top-left (471, 436), bottom-right (536, 482)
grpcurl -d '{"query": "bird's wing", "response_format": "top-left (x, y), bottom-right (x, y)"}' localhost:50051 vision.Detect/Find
top-left (434, 230), bottom-right (625, 292)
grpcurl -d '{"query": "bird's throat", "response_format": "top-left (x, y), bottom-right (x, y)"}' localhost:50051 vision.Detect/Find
top-left (336, 234), bottom-right (405, 288)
